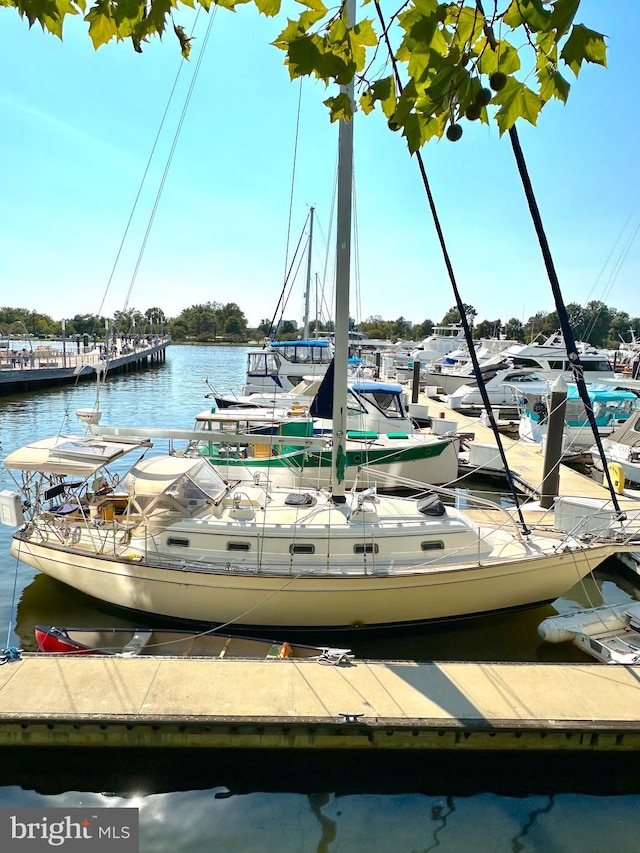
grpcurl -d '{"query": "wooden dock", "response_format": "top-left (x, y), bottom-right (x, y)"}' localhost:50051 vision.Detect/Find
top-left (1, 655), bottom-right (640, 752)
top-left (0, 336), bottom-right (170, 393)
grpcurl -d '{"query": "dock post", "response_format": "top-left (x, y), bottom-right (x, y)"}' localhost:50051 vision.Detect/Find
top-left (540, 376), bottom-right (568, 509)
top-left (411, 361), bottom-right (420, 404)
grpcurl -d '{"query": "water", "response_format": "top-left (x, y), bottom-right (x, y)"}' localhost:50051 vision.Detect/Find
top-left (1, 344), bottom-right (639, 851)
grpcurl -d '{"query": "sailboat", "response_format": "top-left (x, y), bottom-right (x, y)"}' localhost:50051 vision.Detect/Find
top-left (0, 2), bottom-right (633, 630)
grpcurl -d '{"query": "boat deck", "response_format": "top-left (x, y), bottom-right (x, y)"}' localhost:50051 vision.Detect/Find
top-left (1, 655), bottom-right (640, 750)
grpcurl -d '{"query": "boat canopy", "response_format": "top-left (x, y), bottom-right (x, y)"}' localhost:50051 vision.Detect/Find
top-left (3, 435), bottom-right (151, 477)
top-left (123, 456), bottom-right (228, 501)
top-left (272, 340), bottom-right (330, 348)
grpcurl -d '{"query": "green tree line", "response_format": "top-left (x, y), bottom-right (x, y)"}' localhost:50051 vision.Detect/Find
top-left (1, 299), bottom-right (639, 349)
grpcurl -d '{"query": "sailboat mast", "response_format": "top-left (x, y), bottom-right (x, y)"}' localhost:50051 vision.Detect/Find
top-left (330, 0), bottom-right (355, 503)
top-left (303, 205), bottom-right (315, 340)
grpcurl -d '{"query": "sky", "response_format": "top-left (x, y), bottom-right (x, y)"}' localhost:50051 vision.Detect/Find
top-left (0, 1), bottom-right (639, 331)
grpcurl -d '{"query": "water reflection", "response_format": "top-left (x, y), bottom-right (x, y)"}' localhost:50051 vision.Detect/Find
top-left (0, 784), bottom-right (639, 852)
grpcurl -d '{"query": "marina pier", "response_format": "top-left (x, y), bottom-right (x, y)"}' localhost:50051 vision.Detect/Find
top-left (0, 335), bottom-right (170, 393)
top-left (1, 655), bottom-right (640, 753)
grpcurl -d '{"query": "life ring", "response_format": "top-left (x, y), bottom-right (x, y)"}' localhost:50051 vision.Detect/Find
top-left (608, 462), bottom-right (625, 494)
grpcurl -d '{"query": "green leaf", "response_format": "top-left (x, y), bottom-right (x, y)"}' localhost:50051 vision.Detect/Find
top-left (323, 92), bottom-right (353, 123)
top-left (371, 75), bottom-right (396, 119)
top-left (16, 0), bottom-right (81, 37)
top-left (286, 34), bottom-right (321, 78)
top-left (450, 5), bottom-right (485, 50)
top-left (416, 112), bottom-right (448, 147)
top-left (426, 64), bottom-right (469, 110)
top-left (560, 24), bottom-right (607, 76)
top-left (112, 0), bottom-right (145, 38)
top-left (492, 77), bottom-right (542, 134)
top-left (547, 0), bottom-right (580, 37)
top-left (477, 39), bottom-right (521, 76)
top-left (503, 0), bottom-right (551, 32)
top-left (174, 23), bottom-right (193, 59)
top-left (359, 88), bottom-right (375, 116)
top-left (254, 0), bottom-right (281, 15)
top-left (86, 0), bottom-right (117, 48)
top-left (538, 65), bottom-right (570, 103)
top-left (272, 18), bottom-right (306, 52)
top-left (412, 0), bottom-right (439, 13)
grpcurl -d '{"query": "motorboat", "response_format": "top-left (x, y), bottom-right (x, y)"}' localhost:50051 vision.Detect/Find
top-left (445, 366), bottom-right (549, 410)
top-left (517, 384), bottom-right (638, 450)
top-left (240, 339), bottom-right (333, 397)
top-left (590, 409), bottom-right (640, 488)
top-left (190, 410), bottom-right (459, 491)
top-left (500, 331), bottom-right (616, 382)
top-left (408, 323), bottom-right (467, 365)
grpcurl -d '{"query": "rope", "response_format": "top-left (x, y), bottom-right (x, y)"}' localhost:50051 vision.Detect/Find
top-left (2, 539), bottom-right (24, 663)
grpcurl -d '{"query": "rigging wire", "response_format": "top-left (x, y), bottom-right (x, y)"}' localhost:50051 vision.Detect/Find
top-left (373, 0), bottom-right (530, 532)
top-left (282, 79), bottom-right (305, 291)
top-left (121, 10), bottom-right (219, 315)
top-left (266, 212), bottom-right (311, 339)
top-left (96, 7), bottom-right (210, 321)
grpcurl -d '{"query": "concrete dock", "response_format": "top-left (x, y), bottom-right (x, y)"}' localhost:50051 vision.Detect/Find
top-left (1, 655), bottom-right (640, 751)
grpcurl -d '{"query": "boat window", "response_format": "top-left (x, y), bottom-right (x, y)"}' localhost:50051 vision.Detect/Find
top-left (289, 544), bottom-right (315, 554)
top-left (358, 390), bottom-right (403, 418)
top-left (169, 463), bottom-right (228, 505)
top-left (421, 541), bottom-right (445, 551)
top-left (565, 401), bottom-right (588, 422)
top-left (247, 352), bottom-right (279, 376)
top-left (167, 537), bottom-right (189, 547)
top-left (227, 542), bottom-right (251, 551)
top-left (354, 543), bottom-right (379, 554)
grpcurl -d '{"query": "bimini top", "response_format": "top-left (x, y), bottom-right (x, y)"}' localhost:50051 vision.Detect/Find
top-left (565, 385), bottom-right (638, 403)
top-left (351, 381), bottom-right (403, 394)
top-left (271, 340), bottom-right (331, 348)
top-left (3, 435), bottom-right (151, 477)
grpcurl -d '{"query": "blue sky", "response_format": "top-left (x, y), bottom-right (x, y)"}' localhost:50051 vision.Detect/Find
top-left (0, 1), bottom-right (638, 330)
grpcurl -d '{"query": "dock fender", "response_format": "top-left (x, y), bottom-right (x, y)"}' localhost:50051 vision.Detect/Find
top-left (607, 462), bottom-right (625, 494)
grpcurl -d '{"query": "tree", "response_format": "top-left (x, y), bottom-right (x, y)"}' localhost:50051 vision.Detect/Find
top-left (7, 1), bottom-right (607, 150)
top-left (579, 300), bottom-right (613, 347)
top-left (525, 310), bottom-right (557, 342)
top-left (503, 317), bottom-right (525, 342)
top-left (411, 319), bottom-right (435, 341)
top-left (275, 320), bottom-right (298, 340)
top-left (441, 304), bottom-right (477, 326)
top-left (474, 319), bottom-right (502, 339)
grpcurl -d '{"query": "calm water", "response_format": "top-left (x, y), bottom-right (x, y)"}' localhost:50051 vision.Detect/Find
top-left (1, 344), bottom-right (639, 851)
